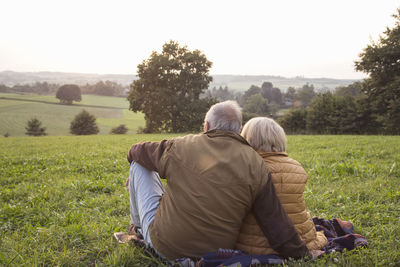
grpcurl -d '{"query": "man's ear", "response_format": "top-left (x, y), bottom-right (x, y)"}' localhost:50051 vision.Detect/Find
top-left (204, 121), bottom-right (210, 132)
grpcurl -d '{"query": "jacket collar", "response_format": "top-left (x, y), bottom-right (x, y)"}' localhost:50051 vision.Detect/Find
top-left (258, 151), bottom-right (288, 158)
top-left (204, 129), bottom-right (250, 146)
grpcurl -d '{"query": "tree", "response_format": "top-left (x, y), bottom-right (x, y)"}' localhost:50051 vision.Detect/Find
top-left (25, 118), bottom-right (47, 136)
top-left (260, 82), bottom-right (283, 105)
top-left (70, 110), bottom-right (99, 135)
top-left (260, 82), bottom-right (273, 99)
top-left (243, 93), bottom-right (270, 115)
top-left (270, 88), bottom-right (283, 105)
top-left (331, 96), bottom-right (359, 134)
top-left (56, 84), bottom-right (82, 104)
top-left (294, 83), bottom-right (316, 108)
top-left (240, 85), bottom-right (261, 106)
top-left (284, 87), bottom-right (296, 106)
top-left (334, 82), bottom-right (363, 97)
top-left (306, 93), bottom-right (361, 134)
top-left (306, 93), bottom-right (336, 134)
top-left (0, 84), bottom-right (9, 92)
top-left (355, 9), bottom-right (400, 134)
top-left (354, 96), bottom-right (382, 134)
top-left (278, 109), bottom-right (307, 134)
top-left (127, 40), bottom-right (214, 133)
top-left (207, 85), bottom-right (234, 101)
top-left (242, 93), bottom-right (271, 124)
top-left (110, 124), bottom-right (128, 134)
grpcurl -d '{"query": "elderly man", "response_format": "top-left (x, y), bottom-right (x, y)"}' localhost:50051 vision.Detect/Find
top-left (126, 100), bottom-right (309, 260)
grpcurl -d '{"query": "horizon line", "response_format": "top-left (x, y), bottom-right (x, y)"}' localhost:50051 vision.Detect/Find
top-left (0, 69), bottom-right (364, 81)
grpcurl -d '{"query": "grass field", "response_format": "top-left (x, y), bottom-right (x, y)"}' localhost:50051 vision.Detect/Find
top-left (0, 93), bottom-right (145, 136)
top-left (0, 134), bottom-right (399, 266)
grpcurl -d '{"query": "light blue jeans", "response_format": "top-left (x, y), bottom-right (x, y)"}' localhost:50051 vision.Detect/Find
top-left (128, 161), bottom-right (164, 248)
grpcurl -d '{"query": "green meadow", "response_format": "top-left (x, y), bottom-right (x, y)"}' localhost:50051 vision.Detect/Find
top-left (0, 93), bottom-right (145, 136)
top-left (0, 134), bottom-right (399, 266)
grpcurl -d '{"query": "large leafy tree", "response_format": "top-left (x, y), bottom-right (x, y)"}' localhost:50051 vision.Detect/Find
top-left (56, 84), bottom-right (82, 104)
top-left (355, 9), bottom-right (400, 134)
top-left (127, 41), bottom-right (214, 133)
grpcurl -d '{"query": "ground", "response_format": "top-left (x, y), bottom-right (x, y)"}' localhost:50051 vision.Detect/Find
top-left (0, 134), bottom-right (399, 266)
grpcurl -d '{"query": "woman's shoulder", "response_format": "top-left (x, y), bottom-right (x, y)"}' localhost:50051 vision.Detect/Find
top-left (259, 152), bottom-right (307, 174)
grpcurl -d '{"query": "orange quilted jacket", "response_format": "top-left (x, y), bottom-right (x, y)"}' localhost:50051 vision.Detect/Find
top-left (236, 152), bottom-right (327, 254)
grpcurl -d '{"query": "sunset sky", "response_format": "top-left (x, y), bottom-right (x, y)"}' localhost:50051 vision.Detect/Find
top-left (1, 0), bottom-right (399, 79)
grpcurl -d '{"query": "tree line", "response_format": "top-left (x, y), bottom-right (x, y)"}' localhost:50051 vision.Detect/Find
top-left (280, 10), bottom-right (400, 135)
top-left (0, 80), bottom-right (127, 97)
top-left (205, 76), bottom-right (398, 135)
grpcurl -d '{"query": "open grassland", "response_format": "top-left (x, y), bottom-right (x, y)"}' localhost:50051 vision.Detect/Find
top-left (0, 93), bottom-right (145, 136)
top-left (0, 135), bottom-right (399, 266)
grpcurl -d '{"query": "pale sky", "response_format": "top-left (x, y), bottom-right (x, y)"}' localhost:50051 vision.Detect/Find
top-left (0, 0), bottom-right (399, 79)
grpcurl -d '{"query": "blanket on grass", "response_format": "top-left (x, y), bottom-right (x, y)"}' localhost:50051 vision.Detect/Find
top-left (312, 217), bottom-right (368, 254)
top-left (176, 217), bottom-right (368, 267)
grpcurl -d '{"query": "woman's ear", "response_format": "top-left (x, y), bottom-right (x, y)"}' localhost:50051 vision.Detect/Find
top-left (204, 121), bottom-right (210, 132)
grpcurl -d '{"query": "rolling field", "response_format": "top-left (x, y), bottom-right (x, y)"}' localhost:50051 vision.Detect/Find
top-left (0, 93), bottom-right (145, 136)
top-left (0, 134), bottom-right (399, 266)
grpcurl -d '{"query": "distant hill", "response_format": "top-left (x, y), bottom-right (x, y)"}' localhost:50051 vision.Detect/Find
top-left (0, 71), bottom-right (359, 91)
top-left (0, 71), bottom-right (136, 87)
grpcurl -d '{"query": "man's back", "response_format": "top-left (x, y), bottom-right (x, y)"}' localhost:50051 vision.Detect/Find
top-left (149, 130), bottom-right (268, 259)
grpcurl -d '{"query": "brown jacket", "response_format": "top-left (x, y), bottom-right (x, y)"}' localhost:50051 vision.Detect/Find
top-left (128, 130), bottom-right (308, 260)
top-left (236, 152), bottom-right (327, 254)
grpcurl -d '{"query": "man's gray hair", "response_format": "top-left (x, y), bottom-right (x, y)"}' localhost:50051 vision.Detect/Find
top-left (204, 100), bottom-right (242, 134)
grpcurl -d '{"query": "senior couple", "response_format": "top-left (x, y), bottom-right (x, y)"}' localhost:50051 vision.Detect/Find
top-left (126, 100), bottom-right (327, 261)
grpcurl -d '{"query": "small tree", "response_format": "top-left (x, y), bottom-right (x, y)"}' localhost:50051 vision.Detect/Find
top-left (278, 109), bottom-right (307, 134)
top-left (56, 84), bottom-right (82, 104)
top-left (243, 93), bottom-right (270, 115)
top-left (240, 85), bottom-right (261, 106)
top-left (70, 110), bottom-right (99, 135)
top-left (25, 118), bottom-right (47, 136)
top-left (110, 124), bottom-right (128, 134)
top-left (295, 83), bottom-right (316, 108)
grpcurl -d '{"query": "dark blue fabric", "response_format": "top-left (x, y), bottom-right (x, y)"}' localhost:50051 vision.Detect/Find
top-left (312, 217), bottom-right (368, 253)
top-left (184, 217), bottom-right (368, 267)
top-left (196, 249), bottom-right (284, 267)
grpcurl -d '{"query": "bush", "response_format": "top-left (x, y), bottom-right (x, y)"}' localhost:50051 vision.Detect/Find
top-left (136, 126), bottom-right (146, 134)
top-left (110, 124), bottom-right (128, 134)
top-left (278, 109), bottom-right (307, 134)
top-left (25, 118), bottom-right (47, 136)
top-left (70, 110), bottom-right (99, 135)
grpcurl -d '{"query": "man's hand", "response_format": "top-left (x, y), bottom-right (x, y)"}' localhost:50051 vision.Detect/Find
top-left (309, 250), bottom-right (324, 259)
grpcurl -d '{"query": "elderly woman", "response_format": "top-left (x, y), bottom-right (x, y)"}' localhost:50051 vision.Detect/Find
top-left (236, 117), bottom-right (327, 255)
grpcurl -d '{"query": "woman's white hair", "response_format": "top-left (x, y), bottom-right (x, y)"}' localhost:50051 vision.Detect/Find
top-left (204, 100), bottom-right (242, 134)
top-left (241, 117), bottom-right (286, 152)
